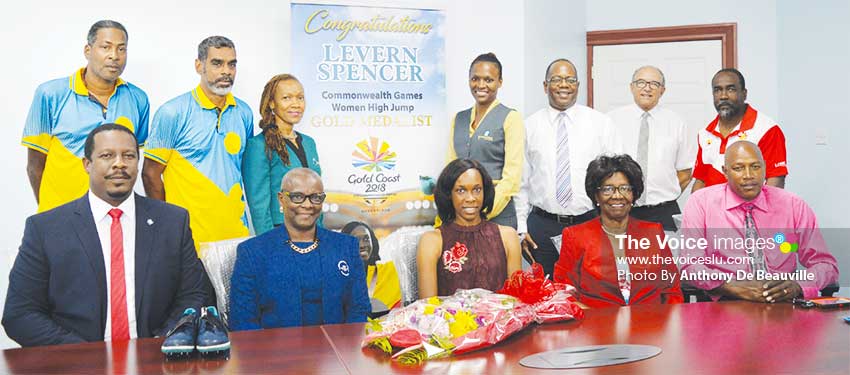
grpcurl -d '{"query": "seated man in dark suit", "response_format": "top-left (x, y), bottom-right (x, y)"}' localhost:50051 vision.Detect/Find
top-left (3, 123), bottom-right (209, 347)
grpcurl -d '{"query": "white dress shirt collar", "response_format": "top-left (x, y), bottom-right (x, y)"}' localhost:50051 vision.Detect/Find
top-left (547, 105), bottom-right (577, 124)
top-left (625, 103), bottom-right (662, 119)
top-left (89, 191), bottom-right (136, 222)
top-left (88, 191), bottom-right (138, 341)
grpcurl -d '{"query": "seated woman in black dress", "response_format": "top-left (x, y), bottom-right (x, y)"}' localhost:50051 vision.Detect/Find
top-left (416, 159), bottom-right (522, 299)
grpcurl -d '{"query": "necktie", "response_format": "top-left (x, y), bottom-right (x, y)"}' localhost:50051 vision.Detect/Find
top-left (636, 112), bottom-right (650, 206)
top-left (555, 112), bottom-right (573, 208)
top-left (743, 204), bottom-right (766, 273)
top-left (108, 208), bottom-right (130, 341)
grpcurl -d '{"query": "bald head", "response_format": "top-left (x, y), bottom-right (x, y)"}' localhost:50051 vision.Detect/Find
top-left (724, 141), bottom-right (764, 167)
top-left (723, 141), bottom-right (765, 201)
top-left (281, 168), bottom-right (322, 191)
top-left (632, 65), bottom-right (665, 86)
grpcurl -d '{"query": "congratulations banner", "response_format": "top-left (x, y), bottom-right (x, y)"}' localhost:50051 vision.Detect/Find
top-left (291, 3), bottom-right (446, 237)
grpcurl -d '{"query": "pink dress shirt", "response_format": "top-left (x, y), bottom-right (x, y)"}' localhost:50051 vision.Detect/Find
top-left (680, 185), bottom-right (838, 299)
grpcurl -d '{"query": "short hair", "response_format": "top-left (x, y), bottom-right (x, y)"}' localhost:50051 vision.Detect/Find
top-left (341, 221), bottom-right (380, 265)
top-left (545, 58), bottom-right (576, 80)
top-left (469, 52), bottom-right (502, 80)
top-left (83, 123), bottom-right (138, 160)
top-left (434, 159), bottom-right (495, 223)
top-left (632, 65), bottom-right (666, 86)
top-left (724, 140), bottom-right (764, 166)
top-left (584, 154), bottom-right (645, 207)
top-left (87, 20), bottom-right (128, 46)
top-left (714, 68), bottom-right (746, 90)
top-left (198, 36), bottom-right (236, 61)
top-left (281, 168), bottom-right (321, 191)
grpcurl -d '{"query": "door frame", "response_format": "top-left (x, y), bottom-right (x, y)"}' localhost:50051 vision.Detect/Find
top-left (586, 23), bottom-right (737, 107)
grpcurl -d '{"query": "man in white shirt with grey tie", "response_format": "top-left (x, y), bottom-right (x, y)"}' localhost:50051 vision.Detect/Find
top-left (607, 66), bottom-right (695, 232)
top-left (515, 59), bottom-right (617, 279)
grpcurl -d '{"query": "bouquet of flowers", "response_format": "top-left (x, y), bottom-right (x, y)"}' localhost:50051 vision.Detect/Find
top-left (362, 264), bottom-right (583, 364)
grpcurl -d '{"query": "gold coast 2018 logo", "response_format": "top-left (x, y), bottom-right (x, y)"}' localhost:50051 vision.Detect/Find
top-left (352, 137), bottom-right (396, 171)
top-left (350, 137), bottom-right (401, 194)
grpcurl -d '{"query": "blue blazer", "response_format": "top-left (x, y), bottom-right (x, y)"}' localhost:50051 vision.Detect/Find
top-left (229, 226), bottom-right (370, 330)
top-left (2, 194), bottom-right (209, 347)
top-left (242, 130), bottom-right (322, 235)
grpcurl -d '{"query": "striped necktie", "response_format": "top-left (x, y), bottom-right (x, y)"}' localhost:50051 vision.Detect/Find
top-left (743, 204), bottom-right (766, 273)
top-left (555, 112), bottom-right (573, 208)
top-left (636, 112), bottom-right (650, 205)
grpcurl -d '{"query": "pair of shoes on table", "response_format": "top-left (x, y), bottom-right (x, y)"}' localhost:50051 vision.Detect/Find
top-left (161, 306), bottom-right (230, 356)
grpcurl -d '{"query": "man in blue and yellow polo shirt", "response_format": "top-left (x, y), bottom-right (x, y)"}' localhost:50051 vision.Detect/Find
top-left (142, 36), bottom-right (253, 251)
top-left (22, 20), bottom-right (149, 213)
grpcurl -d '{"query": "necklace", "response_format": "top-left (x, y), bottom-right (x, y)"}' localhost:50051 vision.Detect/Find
top-left (601, 224), bottom-right (627, 237)
top-left (287, 239), bottom-right (319, 254)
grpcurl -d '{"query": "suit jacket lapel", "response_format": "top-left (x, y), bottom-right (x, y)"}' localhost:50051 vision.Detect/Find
top-left (134, 194), bottom-right (154, 319)
top-left (594, 222), bottom-right (627, 305)
top-left (71, 194), bottom-right (108, 333)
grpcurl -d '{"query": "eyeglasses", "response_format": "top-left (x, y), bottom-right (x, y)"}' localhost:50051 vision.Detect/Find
top-left (281, 191), bottom-right (327, 204)
top-left (632, 80), bottom-right (663, 90)
top-left (547, 76), bottom-right (578, 86)
top-left (597, 185), bottom-right (634, 197)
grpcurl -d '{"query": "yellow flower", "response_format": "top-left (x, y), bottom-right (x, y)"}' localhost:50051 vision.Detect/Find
top-left (366, 317), bottom-right (383, 333)
top-left (427, 296), bottom-right (442, 306)
top-left (370, 337), bottom-right (393, 354)
top-left (448, 310), bottom-right (479, 338)
top-left (423, 305), bottom-right (436, 315)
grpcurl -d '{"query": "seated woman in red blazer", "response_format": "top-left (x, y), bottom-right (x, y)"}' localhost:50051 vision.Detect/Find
top-left (554, 155), bottom-right (683, 308)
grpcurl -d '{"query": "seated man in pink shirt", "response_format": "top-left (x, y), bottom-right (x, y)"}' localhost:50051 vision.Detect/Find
top-left (680, 141), bottom-right (838, 302)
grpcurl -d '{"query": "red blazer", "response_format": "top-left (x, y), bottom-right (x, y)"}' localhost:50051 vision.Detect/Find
top-left (553, 217), bottom-right (683, 308)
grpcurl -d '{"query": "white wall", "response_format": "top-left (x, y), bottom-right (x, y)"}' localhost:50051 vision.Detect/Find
top-left (0, 0), bottom-right (526, 349)
top-left (776, 0), bottom-right (850, 288)
top-left (523, 0), bottom-right (587, 114)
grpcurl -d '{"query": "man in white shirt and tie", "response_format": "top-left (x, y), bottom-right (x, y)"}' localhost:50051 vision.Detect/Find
top-left (515, 59), bottom-right (617, 279)
top-left (607, 66), bottom-right (695, 231)
top-left (4, 123), bottom-right (209, 347)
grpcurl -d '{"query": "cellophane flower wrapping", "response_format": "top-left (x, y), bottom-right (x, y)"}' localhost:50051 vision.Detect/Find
top-left (497, 263), bottom-right (584, 324)
top-left (362, 264), bottom-right (583, 364)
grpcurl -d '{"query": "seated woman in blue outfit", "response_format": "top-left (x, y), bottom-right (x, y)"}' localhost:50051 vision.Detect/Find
top-left (229, 168), bottom-right (370, 330)
top-left (243, 74), bottom-right (322, 235)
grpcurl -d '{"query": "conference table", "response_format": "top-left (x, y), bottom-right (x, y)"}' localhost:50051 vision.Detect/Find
top-left (2, 301), bottom-right (848, 374)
